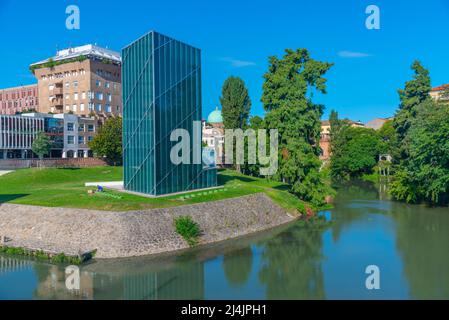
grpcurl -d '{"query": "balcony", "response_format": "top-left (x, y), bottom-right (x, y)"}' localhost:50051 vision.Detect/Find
top-left (52, 87), bottom-right (63, 95)
top-left (50, 97), bottom-right (64, 108)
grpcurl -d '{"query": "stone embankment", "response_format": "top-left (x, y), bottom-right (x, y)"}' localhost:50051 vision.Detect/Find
top-left (0, 193), bottom-right (295, 259)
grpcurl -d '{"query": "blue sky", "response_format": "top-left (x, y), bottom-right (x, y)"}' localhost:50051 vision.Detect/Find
top-left (0, 0), bottom-right (448, 122)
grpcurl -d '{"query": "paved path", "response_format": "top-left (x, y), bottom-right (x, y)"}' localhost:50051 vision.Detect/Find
top-left (0, 171), bottom-right (12, 177)
top-left (0, 193), bottom-right (294, 259)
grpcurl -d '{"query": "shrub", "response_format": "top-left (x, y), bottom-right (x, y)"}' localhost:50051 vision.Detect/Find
top-left (174, 216), bottom-right (201, 247)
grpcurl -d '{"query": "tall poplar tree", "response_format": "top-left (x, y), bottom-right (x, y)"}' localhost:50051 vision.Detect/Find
top-left (220, 76), bottom-right (251, 130)
top-left (220, 76), bottom-right (252, 173)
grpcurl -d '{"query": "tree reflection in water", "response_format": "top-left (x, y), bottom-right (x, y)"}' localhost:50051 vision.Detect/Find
top-left (222, 247), bottom-right (253, 288)
top-left (258, 224), bottom-right (326, 299)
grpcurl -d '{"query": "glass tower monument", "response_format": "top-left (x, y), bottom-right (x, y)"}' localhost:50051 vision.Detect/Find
top-left (122, 31), bottom-right (217, 196)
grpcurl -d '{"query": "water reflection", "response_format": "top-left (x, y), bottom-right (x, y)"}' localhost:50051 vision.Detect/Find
top-left (1, 180), bottom-right (449, 300)
top-left (258, 225), bottom-right (325, 299)
top-left (222, 247), bottom-right (253, 288)
top-left (390, 201), bottom-right (449, 299)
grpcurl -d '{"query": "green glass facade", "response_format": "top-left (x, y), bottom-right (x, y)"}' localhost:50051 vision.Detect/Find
top-left (123, 31), bottom-right (217, 196)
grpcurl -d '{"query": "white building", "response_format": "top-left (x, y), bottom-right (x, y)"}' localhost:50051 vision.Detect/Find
top-left (0, 112), bottom-right (97, 159)
top-left (202, 107), bottom-right (225, 165)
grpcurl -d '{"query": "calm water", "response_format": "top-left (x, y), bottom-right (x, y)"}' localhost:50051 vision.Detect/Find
top-left (1, 181), bottom-right (449, 300)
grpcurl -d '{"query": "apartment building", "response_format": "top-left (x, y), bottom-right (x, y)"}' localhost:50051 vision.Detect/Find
top-left (430, 84), bottom-right (449, 102)
top-left (0, 84), bottom-right (39, 115)
top-left (30, 44), bottom-right (122, 117)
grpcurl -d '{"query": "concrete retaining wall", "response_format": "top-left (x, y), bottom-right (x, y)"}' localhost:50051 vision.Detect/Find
top-left (0, 193), bottom-right (295, 259)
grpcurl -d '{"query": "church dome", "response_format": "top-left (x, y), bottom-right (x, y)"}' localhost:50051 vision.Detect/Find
top-left (207, 107), bottom-right (223, 124)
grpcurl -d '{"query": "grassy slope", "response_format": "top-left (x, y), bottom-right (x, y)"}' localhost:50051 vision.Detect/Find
top-left (0, 167), bottom-right (307, 213)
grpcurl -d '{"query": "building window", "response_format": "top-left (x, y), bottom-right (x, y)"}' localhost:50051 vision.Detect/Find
top-left (107, 93), bottom-right (112, 102)
top-left (49, 84), bottom-right (54, 90)
top-left (105, 82), bottom-right (110, 88)
top-left (65, 82), bottom-right (70, 88)
top-left (88, 125), bottom-right (94, 132)
top-left (74, 93), bottom-right (78, 100)
top-left (80, 103), bottom-right (85, 112)
top-left (96, 92), bottom-right (103, 100)
top-left (88, 103), bottom-right (94, 111)
top-left (78, 136), bottom-right (85, 144)
top-left (67, 135), bottom-right (75, 144)
top-left (72, 105), bottom-right (77, 112)
top-left (65, 105), bottom-right (70, 111)
top-left (88, 136), bottom-right (93, 142)
top-left (73, 81), bottom-right (78, 88)
top-left (78, 124), bottom-right (85, 132)
top-left (81, 91), bottom-right (86, 99)
top-left (96, 104), bottom-right (102, 112)
top-left (67, 123), bottom-right (74, 131)
top-left (65, 94), bottom-right (70, 100)
top-left (106, 104), bottom-right (111, 113)
top-left (96, 80), bottom-right (101, 87)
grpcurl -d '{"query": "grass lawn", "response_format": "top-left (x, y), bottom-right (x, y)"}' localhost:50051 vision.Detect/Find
top-left (0, 166), bottom-right (307, 213)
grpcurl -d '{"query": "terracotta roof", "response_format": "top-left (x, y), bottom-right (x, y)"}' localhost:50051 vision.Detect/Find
top-left (432, 84), bottom-right (449, 92)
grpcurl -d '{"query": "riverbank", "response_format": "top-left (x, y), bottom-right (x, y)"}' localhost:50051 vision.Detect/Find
top-left (0, 193), bottom-right (296, 259)
top-left (0, 167), bottom-right (309, 213)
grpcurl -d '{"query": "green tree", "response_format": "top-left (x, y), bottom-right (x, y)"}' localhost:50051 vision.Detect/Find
top-left (220, 76), bottom-right (251, 130)
top-left (328, 110), bottom-right (349, 156)
top-left (330, 127), bottom-right (384, 180)
top-left (378, 120), bottom-right (397, 157)
top-left (32, 132), bottom-right (51, 160)
top-left (220, 76), bottom-right (252, 173)
top-left (89, 117), bottom-right (122, 165)
top-left (244, 116), bottom-right (265, 177)
top-left (393, 61), bottom-right (432, 159)
top-left (262, 48), bottom-right (333, 206)
top-left (390, 101), bottom-right (449, 205)
top-left (329, 110), bottom-right (341, 140)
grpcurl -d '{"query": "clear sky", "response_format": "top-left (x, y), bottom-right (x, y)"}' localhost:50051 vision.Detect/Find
top-left (0, 0), bottom-right (448, 122)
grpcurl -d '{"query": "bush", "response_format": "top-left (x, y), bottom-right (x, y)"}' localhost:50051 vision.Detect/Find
top-left (174, 216), bottom-right (201, 247)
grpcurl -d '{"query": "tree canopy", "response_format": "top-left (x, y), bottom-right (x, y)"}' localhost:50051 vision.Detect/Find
top-left (32, 132), bottom-right (52, 159)
top-left (389, 61), bottom-right (449, 205)
top-left (330, 126), bottom-right (384, 180)
top-left (262, 48), bottom-right (334, 206)
top-left (88, 117), bottom-right (123, 165)
top-left (390, 101), bottom-right (449, 205)
top-left (393, 60), bottom-right (432, 159)
top-left (220, 76), bottom-right (251, 130)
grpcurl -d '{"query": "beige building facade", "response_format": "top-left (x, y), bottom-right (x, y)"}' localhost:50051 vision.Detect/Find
top-left (30, 45), bottom-right (122, 117)
top-left (430, 84), bottom-right (449, 102)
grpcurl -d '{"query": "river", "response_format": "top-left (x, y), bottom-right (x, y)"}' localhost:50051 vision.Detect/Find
top-left (1, 180), bottom-right (448, 300)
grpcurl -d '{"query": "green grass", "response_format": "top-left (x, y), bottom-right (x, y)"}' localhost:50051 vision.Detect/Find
top-left (0, 166), bottom-right (308, 213)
